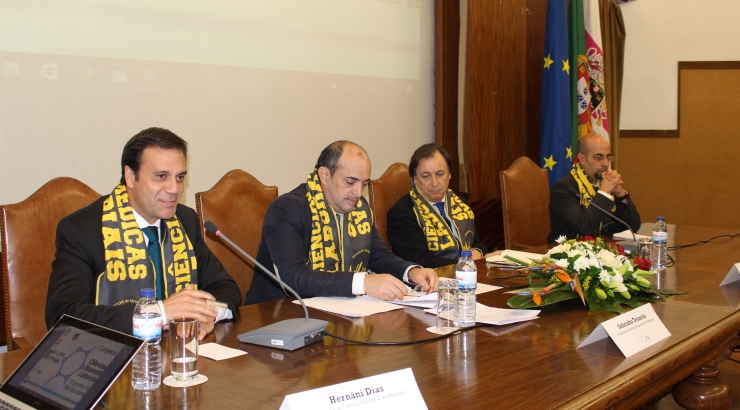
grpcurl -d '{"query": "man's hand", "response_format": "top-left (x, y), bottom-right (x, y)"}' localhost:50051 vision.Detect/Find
top-left (408, 267), bottom-right (439, 293)
top-left (364, 274), bottom-right (409, 300)
top-left (599, 169), bottom-right (624, 196)
top-left (162, 286), bottom-right (218, 340)
top-left (483, 250), bottom-right (502, 258)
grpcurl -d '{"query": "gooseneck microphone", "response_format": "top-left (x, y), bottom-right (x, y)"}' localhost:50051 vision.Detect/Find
top-left (204, 221), bottom-right (327, 351)
top-left (576, 194), bottom-right (637, 242)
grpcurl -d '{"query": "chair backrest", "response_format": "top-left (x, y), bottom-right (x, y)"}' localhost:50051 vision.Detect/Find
top-left (195, 170), bottom-right (278, 299)
top-left (500, 157), bottom-right (551, 249)
top-left (367, 162), bottom-right (410, 248)
top-left (1, 177), bottom-right (100, 350)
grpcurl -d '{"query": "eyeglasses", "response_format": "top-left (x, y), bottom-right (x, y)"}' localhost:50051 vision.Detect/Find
top-left (592, 154), bottom-right (615, 163)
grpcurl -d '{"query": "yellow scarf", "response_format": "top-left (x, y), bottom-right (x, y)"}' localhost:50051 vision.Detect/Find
top-left (98, 184), bottom-right (198, 306)
top-left (571, 162), bottom-right (616, 211)
top-left (409, 185), bottom-right (476, 258)
top-left (305, 169), bottom-right (372, 272)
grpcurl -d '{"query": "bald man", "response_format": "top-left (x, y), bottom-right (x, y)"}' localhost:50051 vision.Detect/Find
top-left (245, 140), bottom-right (438, 305)
top-left (548, 133), bottom-right (641, 242)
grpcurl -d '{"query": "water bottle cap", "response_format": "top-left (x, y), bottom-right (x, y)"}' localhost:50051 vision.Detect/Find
top-left (140, 288), bottom-right (155, 297)
top-left (461, 250), bottom-right (473, 257)
top-left (656, 216), bottom-right (665, 221)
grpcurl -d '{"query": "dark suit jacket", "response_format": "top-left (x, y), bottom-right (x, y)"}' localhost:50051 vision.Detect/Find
top-left (45, 196), bottom-right (242, 334)
top-left (548, 174), bottom-right (641, 243)
top-left (245, 184), bottom-right (415, 305)
top-left (387, 193), bottom-right (488, 268)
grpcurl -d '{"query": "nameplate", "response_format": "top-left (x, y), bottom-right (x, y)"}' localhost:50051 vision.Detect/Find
top-left (279, 368), bottom-right (427, 410)
top-left (577, 303), bottom-right (670, 358)
top-left (720, 263), bottom-right (740, 286)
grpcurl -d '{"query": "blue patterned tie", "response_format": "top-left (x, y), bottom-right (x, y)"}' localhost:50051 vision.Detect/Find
top-left (142, 226), bottom-right (164, 300)
top-left (434, 202), bottom-right (451, 227)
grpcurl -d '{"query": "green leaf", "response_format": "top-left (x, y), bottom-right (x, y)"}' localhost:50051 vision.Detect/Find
top-left (506, 288), bottom-right (579, 309)
top-left (503, 255), bottom-right (532, 267)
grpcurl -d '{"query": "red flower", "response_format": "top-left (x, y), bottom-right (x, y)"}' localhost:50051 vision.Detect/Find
top-left (616, 244), bottom-right (625, 256)
top-left (633, 257), bottom-right (652, 270)
top-left (582, 236), bottom-right (595, 242)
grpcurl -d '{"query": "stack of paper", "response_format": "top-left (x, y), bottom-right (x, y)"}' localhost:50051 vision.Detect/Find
top-left (613, 229), bottom-right (650, 241)
top-left (427, 303), bottom-right (540, 326)
top-left (295, 283), bottom-right (504, 317)
top-left (486, 250), bottom-right (544, 266)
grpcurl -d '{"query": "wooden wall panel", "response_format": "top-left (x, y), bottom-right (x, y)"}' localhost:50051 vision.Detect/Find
top-left (434, 0), bottom-right (461, 193)
top-left (465, 1), bottom-right (547, 202)
top-left (619, 65), bottom-right (740, 229)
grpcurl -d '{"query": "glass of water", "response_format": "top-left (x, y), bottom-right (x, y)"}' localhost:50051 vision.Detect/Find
top-left (436, 278), bottom-right (458, 334)
top-left (168, 317), bottom-right (199, 381)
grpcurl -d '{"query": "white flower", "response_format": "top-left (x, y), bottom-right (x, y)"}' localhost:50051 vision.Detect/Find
top-left (610, 272), bottom-right (624, 283)
top-left (555, 235), bottom-right (567, 244)
top-left (598, 269), bottom-right (610, 283)
top-left (573, 255), bottom-right (597, 272)
top-left (596, 249), bottom-right (619, 269)
top-left (547, 243), bottom-right (571, 256)
top-left (567, 249), bottom-right (585, 259)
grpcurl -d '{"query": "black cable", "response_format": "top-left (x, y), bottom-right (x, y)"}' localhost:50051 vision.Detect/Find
top-left (323, 324), bottom-right (484, 346)
top-left (668, 232), bottom-right (740, 251)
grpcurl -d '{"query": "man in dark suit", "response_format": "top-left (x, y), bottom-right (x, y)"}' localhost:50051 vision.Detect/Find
top-left (46, 128), bottom-right (241, 339)
top-left (245, 140), bottom-right (438, 305)
top-left (387, 143), bottom-right (492, 268)
top-left (548, 132), bottom-right (641, 243)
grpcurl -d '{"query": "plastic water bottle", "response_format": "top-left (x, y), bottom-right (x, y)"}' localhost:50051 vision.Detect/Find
top-left (650, 216), bottom-right (668, 270)
top-left (454, 250), bottom-right (477, 327)
top-left (132, 288), bottom-right (162, 390)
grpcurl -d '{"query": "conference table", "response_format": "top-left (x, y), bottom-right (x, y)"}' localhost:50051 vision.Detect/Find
top-left (2, 224), bottom-right (740, 409)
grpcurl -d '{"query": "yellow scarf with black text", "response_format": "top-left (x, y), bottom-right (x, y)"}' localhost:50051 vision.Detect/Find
top-left (98, 183), bottom-right (198, 306)
top-left (305, 169), bottom-right (372, 273)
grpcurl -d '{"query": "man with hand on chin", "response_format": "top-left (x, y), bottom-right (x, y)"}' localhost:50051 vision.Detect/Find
top-left (245, 140), bottom-right (438, 305)
top-left (548, 132), bottom-right (641, 243)
top-left (46, 128), bottom-right (241, 340)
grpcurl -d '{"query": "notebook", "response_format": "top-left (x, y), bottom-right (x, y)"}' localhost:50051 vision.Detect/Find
top-left (0, 315), bottom-right (144, 410)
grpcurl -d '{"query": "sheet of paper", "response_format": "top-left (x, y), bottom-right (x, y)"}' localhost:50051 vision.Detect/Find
top-left (362, 283), bottom-right (501, 309)
top-left (198, 343), bottom-right (248, 361)
top-left (486, 250), bottom-right (544, 265)
top-left (425, 303), bottom-right (539, 326)
top-left (295, 297), bottom-right (403, 317)
top-left (613, 229), bottom-right (651, 241)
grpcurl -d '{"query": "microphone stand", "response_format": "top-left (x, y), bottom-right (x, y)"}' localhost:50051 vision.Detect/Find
top-left (205, 221), bottom-right (327, 351)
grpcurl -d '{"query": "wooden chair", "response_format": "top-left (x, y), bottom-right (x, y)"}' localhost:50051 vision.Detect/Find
top-left (367, 162), bottom-right (410, 248)
top-left (500, 157), bottom-right (551, 249)
top-left (1, 177), bottom-right (99, 350)
top-left (195, 170), bottom-right (278, 300)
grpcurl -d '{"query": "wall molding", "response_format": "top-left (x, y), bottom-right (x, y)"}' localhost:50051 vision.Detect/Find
top-left (621, 61), bottom-right (740, 138)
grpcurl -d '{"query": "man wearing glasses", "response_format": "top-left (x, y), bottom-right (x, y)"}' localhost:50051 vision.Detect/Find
top-left (547, 132), bottom-right (641, 242)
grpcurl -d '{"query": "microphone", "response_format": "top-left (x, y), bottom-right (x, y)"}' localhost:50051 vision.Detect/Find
top-left (576, 194), bottom-right (637, 242)
top-left (204, 221), bottom-right (327, 351)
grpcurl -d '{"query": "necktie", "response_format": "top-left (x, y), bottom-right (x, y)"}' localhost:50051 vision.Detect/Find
top-left (434, 202), bottom-right (451, 227)
top-left (142, 226), bottom-right (165, 300)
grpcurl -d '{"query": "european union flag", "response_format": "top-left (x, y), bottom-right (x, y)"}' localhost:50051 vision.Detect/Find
top-left (539, 0), bottom-right (573, 188)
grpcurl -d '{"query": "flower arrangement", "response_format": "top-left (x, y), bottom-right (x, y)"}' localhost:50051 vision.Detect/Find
top-left (506, 236), bottom-right (686, 313)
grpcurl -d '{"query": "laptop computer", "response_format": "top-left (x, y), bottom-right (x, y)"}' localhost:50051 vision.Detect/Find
top-left (0, 315), bottom-right (144, 410)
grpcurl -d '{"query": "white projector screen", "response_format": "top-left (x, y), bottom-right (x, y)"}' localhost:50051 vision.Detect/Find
top-left (0, 0), bottom-right (434, 209)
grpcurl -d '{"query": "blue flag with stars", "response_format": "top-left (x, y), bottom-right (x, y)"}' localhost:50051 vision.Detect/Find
top-left (539, 0), bottom-right (572, 188)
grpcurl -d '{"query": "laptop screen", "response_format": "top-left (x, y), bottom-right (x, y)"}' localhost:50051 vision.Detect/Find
top-left (0, 316), bottom-right (143, 410)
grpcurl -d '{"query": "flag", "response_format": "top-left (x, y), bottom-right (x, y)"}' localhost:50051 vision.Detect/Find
top-left (539, 0), bottom-right (572, 187)
top-left (569, 0), bottom-right (592, 143)
top-left (584, 0), bottom-right (609, 139)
